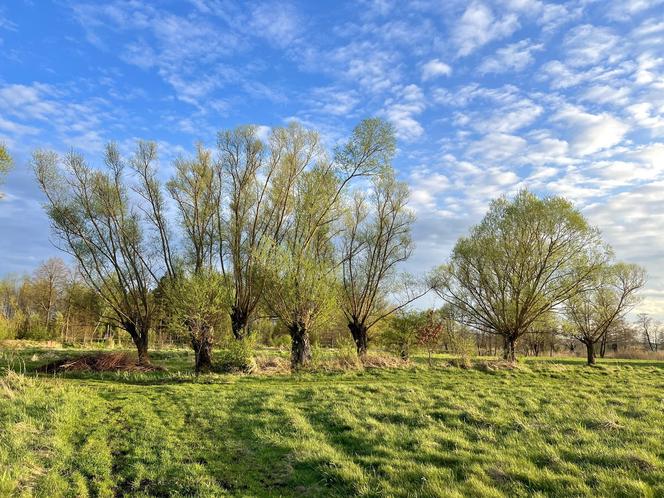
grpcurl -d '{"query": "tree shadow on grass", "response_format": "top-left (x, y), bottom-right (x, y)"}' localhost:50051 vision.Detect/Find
top-left (195, 387), bottom-right (362, 497)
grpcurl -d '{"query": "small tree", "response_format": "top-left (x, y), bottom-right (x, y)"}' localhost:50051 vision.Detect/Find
top-left (417, 310), bottom-right (444, 366)
top-left (381, 310), bottom-right (425, 360)
top-left (563, 263), bottom-right (646, 365)
top-left (32, 258), bottom-right (71, 334)
top-left (432, 190), bottom-right (608, 362)
top-left (163, 270), bottom-right (227, 373)
top-left (637, 313), bottom-right (661, 352)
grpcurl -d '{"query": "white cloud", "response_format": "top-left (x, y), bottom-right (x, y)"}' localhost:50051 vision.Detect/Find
top-left (580, 85), bottom-right (631, 106)
top-left (250, 2), bottom-right (302, 48)
top-left (478, 39), bottom-right (543, 74)
top-left (563, 24), bottom-right (621, 67)
top-left (452, 2), bottom-right (519, 57)
top-left (606, 0), bottom-right (664, 21)
top-left (553, 105), bottom-right (629, 156)
top-left (421, 59), bottom-right (452, 80)
top-left (382, 84), bottom-right (426, 141)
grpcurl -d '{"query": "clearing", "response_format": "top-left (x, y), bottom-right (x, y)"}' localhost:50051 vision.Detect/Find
top-left (1, 348), bottom-right (663, 497)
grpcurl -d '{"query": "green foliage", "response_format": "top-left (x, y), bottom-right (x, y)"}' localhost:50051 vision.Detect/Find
top-left (433, 189), bottom-right (610, 360)
top-left (215, 340), bottom-right (256, 373)
top-left (380, 311), bottom-right (425, 359)
top-left (161, 270), bottom-right (228, 340)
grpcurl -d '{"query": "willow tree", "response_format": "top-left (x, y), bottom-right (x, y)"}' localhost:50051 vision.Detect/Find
top-left (260, 118), bottom-right (396, 369)
top-left (563, 262), bottom-right (645, 365)
top-left (432, 189), bottom-right (608, 362)
top-left (341, 168), bottom-right (426, 356)
top-left (165, 145), bottom-right (223, 371)
top-left (33, 143), bottom-right (166, 364)
top-left (259, 164), bottom-right (340, 369)
top-left (216, 124), bottom-right (316, 340)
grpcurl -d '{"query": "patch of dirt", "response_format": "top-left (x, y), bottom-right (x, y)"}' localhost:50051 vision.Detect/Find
top-left (37, 352), bottom-right (165, 373)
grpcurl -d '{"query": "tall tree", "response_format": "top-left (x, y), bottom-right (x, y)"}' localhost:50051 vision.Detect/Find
top-left (33, 143), bottom-right (166, 364)
top-left (216, 124), bottom-right (316, 340)
top-left (432, 190), bottom-right (609, 362)
top-left (259, 164), bottom-right (340, 369)
top-left (637, 313), bottom-right (661, 352)
top-left (564, 263), bottom-right (646, 365)
top-left (260, 118), bottom-right (396, 368)
top-left (166, 145), bottom-right (222, 371)
top-left (341, 168), bottom-right (426, 355)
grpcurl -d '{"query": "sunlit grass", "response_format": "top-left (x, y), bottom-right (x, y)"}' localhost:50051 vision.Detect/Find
top-left (1, 348), bottom-right (663, 497)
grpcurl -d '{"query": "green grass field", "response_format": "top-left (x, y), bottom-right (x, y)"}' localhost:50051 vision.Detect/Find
top-left (1, 348), bottom-right (663, 497)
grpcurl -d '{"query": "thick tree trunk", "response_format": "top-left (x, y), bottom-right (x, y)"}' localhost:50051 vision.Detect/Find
top-left (289, 321), bottom-right (312, 370)
top-left (502, 334), bottom-right (517, 362)
top-left (135, 333), bottom-right (150, 365)
top-left (191, 326), bottom-right (213, 374)
top-left (126, 321), bottom-right (150, 365)
top-left (348, 319), bottom-right (368, 356)
top-left (230, 306), bottom-right (249, 340)
top-left (585, 340), bottom-right (596, 365)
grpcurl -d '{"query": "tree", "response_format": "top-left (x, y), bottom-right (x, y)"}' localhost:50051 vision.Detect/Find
top-left (33, 258), bottom-right (71, 334)
top-left (432, 190), bottom-right (609, 362)
top-left (637, 313), bottom-right (661, 352)
top-left (166, 145), bottom-right (221, 371)
top-left (163, 270), bottom-right (227, 374)
top-left (380, 310), bottom-right (424, 360)
top-left (259, 118), bottom-right (398, 369)
top-left (33, 143), bottom-right (167, 364)
top-left (216, 124), bottom-right (317, 340)
top-left (522, 312), bottom-right (559, 357)
top-left (417, 310), bottom-right (444, 366)
top-left (259, 164), bottom-right (341, 369)
top-left (341, 167), bottom-right (427, 356)
top-left (0, 143), bottom-right (13, 199)
top-left (563, 263), bottom-right (646, 365)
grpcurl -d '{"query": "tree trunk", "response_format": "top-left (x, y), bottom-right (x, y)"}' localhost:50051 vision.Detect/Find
top-left (191, 332), bottom-right (213, 374)
top-left (126, 321), bottom-right (150, 365)
top-left (230, 306), bottom-right (249, 340)
top-left (348, 319), bottom-right (368, 356)
top-left (289, 321), bottom-right (312, 370)
top-left (136, 334), bottom-right (149, 365)
top-left (599, 333), bottom-right (607, 358)
top-left (503, 334), bottom-right (516, 362)
top-left (585, 340), bottom-right (596, 365)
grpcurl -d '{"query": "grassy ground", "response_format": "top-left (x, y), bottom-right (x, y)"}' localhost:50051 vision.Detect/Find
top-left (1, 348), bottom-right (663, 497)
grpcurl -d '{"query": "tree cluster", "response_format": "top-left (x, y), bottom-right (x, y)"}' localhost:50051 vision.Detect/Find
top-left (32, 119), bottom-right (424, 370)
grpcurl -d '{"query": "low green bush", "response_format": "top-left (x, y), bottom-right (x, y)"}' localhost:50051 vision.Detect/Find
top-left (215, 340), bottom-right (256, 373)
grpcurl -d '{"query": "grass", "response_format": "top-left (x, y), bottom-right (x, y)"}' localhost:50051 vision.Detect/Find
top-left (1, 348), bottom-right (663, 497)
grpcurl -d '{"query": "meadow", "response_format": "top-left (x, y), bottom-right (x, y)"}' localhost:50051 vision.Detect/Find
top-left (1, 347), bottom-right (663, 497)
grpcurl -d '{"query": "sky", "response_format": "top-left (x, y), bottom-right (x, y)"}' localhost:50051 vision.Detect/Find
top-left (0, 0), bottom-right (663, 316)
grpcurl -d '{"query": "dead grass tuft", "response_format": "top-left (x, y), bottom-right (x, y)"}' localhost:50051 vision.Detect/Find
top-left (254, 355), bottom-right (290, 374)
top-left (361, 352), bottom-right (409, 369)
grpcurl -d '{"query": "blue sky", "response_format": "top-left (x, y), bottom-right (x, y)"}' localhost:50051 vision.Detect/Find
top-left (1, 0), bottom-right (664, 315)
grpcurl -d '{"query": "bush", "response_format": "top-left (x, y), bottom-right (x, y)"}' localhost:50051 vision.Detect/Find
top-left (380, 311), bottom-right (426, 360)
top-left (215, 340), bottom-right (256, 373)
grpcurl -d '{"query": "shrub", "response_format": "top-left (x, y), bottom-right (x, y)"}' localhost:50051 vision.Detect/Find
top-left (215, 340), bottom-right (256, 373)
top-left (380, 311), bottom-right (425, 360)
